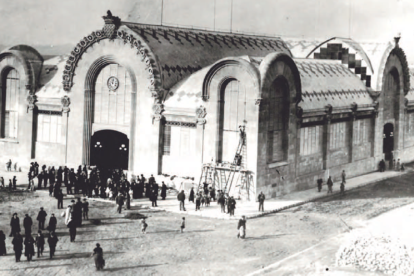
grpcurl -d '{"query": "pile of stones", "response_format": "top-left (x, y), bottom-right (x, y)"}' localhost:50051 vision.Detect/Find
top-left (336, 231), bottom-right (414, 275)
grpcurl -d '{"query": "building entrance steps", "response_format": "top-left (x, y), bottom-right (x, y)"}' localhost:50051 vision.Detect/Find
top-left (83, 169), bottom-right (407, 220)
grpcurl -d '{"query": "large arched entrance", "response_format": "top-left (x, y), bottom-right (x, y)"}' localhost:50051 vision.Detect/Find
top-left (383, 123), bottom-right (394, 161)
top-left (90, 130), bottom-right (129, 170)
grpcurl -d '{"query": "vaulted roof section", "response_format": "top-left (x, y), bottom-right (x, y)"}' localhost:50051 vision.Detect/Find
top-left (123, 22), bottom-right (292, 90)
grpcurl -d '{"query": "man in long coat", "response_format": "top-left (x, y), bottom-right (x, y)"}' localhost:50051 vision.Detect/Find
top-left (47, 214), bottom-right (57, 233)
top-left (23, 214), bottom-right (33, 236)
top-left (36, 207), bottom-right (47, 230)
top-left (10, 213), bottom-right (21, 237)
top-left (74, 198), bottom-right (83, 227)
top-left (24, 233), bottom-right (35, 261)
top-left (65, 205), bottom-right (76, 242)
top-left (115, 193), bottom-right (125, 214)
top-left (47, 231), bottom-right (59, 259)
top-left (12, 232), bottom-right (23, 262)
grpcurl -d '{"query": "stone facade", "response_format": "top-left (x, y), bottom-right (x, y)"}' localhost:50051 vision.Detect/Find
top-left (0, 15), bottom-right (413, 200)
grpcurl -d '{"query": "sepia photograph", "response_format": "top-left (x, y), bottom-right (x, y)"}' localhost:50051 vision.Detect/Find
top-left (0, 0), bottom-right (413, 275)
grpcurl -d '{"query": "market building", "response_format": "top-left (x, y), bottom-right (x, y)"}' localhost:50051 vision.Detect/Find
top-left (0, 12), bottom-right (412, 199)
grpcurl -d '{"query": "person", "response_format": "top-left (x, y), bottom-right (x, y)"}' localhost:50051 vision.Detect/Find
top-left (82, 199), bottom-right (89, 220)
top-left (149, 174), bottom-right (155, 185)
top-left (180, 217), bottom-right (185, 233)
top-left (379, 159), bottom-right (386, 172)
top-left (141, 218), bottom-right (148, 234)
top-left (115, 193), bottom-right (125, 214)
top-left (327, 176), bottom-right (333, 194)
top-left (396, 159), bottom-right (401, 171)
top-left (12, 232), bottom-right (23, 262)
top-left (189, 187), bottom-right (195, 203)
top-left (177, 190), bottom-right (186, 211)
top-left (258, 192), bottom-right (265, 212)
top-left (12, 176), bottom-right (17, 190)
top-left (10, 213), bottom-right (20, 237)
top-left (0, 230), bottom-right (6, 256)
top-left (47, 214), bottom-right (57, 233)
top-left (24, 233), bottom-right (35, 261)
top-left (74, 198), bottom-right (83, 227)
top-left (92, 243), bottom-right (105, 271)
top-left (218, 193), bottom-right (226, 213)
top-left (237, 216), bottom-right (247, 239)
top-left (210, 187), bottom-right (216, 201)
top-left (229, 196), bottom-right (236, 216)
top-left (65, 205), bottom-right (76, 242)
top-left (340, 182), bottom-right (345, 196)
top-left (47, 231), bottom-right (59, 259)
top-left (35, 230), bottom-right (45, 257)
top-left (126, 191), bottom-right (131, 209)
top-left (57, 189), bottom-right (64, 209)
top-left (161, 182), bottom-right (167, 200)
top-left (341, 170), bottom-right (346, 184)
top-left (195, 193), bottom-right (201, 211)
top-left (401, 163), bottom-right (405, 172)
top-left (317, 178), bottom-right (323, 192)
top-left (8, 179), bottom-right (12, 191)
top-left (0, 177), bottom-right (4, 188)
top-left (6, 159), bottom-right (12, 171)
top-left (23, 214), bottom-right (33, 236)
top-left (37, 207), bottom-right (47, 230)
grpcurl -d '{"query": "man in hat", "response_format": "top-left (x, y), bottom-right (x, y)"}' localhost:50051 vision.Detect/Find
top-left (237, 215), bottom-right (247, 239)
top-left (115, 193), bottom-right (125, 214)
top-left (47, 231), bottom-right (59, 259)
top-left (47, 214), bottom-right (57, 233)
top-left (56, 189), bottom-right (64, 209)
top-left (65, 204), bottom-right (76, 242)
top-left (258, 192), bottom-right (265, 212)
top-left (177, 190), bottom-right (186, 211)
top-left (74, 198), bottom-right (83, 227)
top-left (36, 207), bottom-right (47, 230)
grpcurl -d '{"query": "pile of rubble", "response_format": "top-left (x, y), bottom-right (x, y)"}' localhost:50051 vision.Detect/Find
top-left (336, 231), bottom-right (414, 275)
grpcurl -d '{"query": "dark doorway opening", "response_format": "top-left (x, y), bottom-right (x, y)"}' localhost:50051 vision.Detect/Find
top-left (383, 123), bottom-right (394, 161)
top-left (90, 130), bottom-right (129, 170)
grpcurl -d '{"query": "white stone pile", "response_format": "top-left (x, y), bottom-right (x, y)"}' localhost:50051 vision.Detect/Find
top-left (336, 230), bottom-right (414, 275)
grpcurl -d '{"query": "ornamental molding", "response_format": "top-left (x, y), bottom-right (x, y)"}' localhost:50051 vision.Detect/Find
top-left (62, 13), bottom-right (161, 98)
top-left (61, 95), bottom-right (71, 112)
top-left (152, 103), bottom-right (164, 115)
top-left (26, 94), bottom-right (37, 112)
top-left (195, 105), bottom-right (207, 118)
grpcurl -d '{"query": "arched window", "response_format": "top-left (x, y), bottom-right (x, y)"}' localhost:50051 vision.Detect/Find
top-left (217, 79), bottom-right (246, 163)
top-left (1, 69), bottom-right (19, 139)
top-left (268, 78), bottom-right (289, 162)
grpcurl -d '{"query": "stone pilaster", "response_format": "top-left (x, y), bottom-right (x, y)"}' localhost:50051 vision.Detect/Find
top-left (322, 105), bottom-right (332, 170)
top-left (61, 96), bottom-right (70, 164)
top-left (82, 89), bottom-right (93, 165)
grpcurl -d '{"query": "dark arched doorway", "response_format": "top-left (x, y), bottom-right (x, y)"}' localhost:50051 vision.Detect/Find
top-left (90, 130), bottom-right (129, 170)
top-left (383, 123), bottom-right (394, 161)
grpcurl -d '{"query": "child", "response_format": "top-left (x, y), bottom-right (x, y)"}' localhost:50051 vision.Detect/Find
top-left (180, 217), bottom-right (185, 233)
top-left (141, 218), bottom-right (147, 234)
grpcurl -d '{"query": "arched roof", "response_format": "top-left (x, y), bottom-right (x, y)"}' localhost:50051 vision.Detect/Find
top-left (122, 22), bottom-right (291, 90)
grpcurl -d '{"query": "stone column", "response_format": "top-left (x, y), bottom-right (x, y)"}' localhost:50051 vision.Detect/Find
top-left (82, 89), bottom-right (93, 166)
top-left (152, 103), bottom-right (164, 175)
top-left (349, 114), bottom-right (356, 162)
top-left (61, 96), bottom-right (71, 164)
top-left (25, 93), bottom-right (36, 160)
top-left (322, 105), bottom-right (332, 171)
top-left (195, 105), bottom-right (207, 181)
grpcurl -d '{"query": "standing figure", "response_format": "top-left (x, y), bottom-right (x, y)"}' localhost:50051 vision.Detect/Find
top-left (341, 170), bottom-right (346, 184)
top-left (36, 207), bottom-right (47, 230)
top-left (0, 230), bottom-right (6, 256)
top-left (141, 218), bottom-right (148, 234)
top-left (177, 190), bottom-right (186, 211)
top-left (218, 193), bottom-right (226, 213)
top-left (10, 213), bottom-right (21, 237)
top-left (115, 193), bottom-right (124, 214)
top-left (126, 192), bottom-right (131, 210)
top-left (65, 205), bottom-right (76, 242)
top-left (23, 214), bottom-right (33, 236)
top-left (24, 233), bottom-right (35, 261)
top-left (210, 187), bottom-right (216, 201)
top-left (47, 214), bottom-right (57, 233)
top-left (82, 199), bottom-right (89, 220)
top-left (180, 217), bottom-right (185, 233)
top-left (189, 187), bottom-right (194, 203)
top-left (229, 196), bottom-right (236, 216)
top-left (327, 176), bottom-right (333, 194)
top-left (12, 232), bottom-right (23, 262)
top-left (396, 159), bottom-right (401, 171)
top-left (161, 182), bottom-right (167, 200)
top-left (317, 178), bottom-right (323, 192)
top-left (195, 193), bottom-right (201, 211)
top-left (12, 176), bottom-right (17, 190)
top-left (92, 243), bottom-right (105, 271)
top-left (6, 159), bottom-right (12, 171)
top-left (47, 231), bottom-right (58, 259)
top-left (237, 216), bottom-right (247, 239)
top-left (74, 198), bottom-right (83, 227)
top-left (57, 189), bottom-right (64, 209)
top-left (258, 192), bottom-right (265, 212)
top-left (35, 230), bottom-right (44, 257)
top-left (340, 182), bottom-right (345, 196)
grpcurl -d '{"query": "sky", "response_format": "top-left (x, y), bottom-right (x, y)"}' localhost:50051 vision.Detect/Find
top-left (0, 0), bottom-right (413, 62)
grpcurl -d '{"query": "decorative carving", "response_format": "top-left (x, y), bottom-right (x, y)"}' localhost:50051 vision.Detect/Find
top-left (255, 99), bottom-right (262, 106)
top-left (61, 96), bottom-right (71, 112)
top-left (325, 104), bottom-right (333, 122)
top-left (296, 106), bottom-right (303, 119)
top-left (390, 44), bottom-right (410, 95)
top-left (394, 33), bottom-right (401, 48)
top-left (26, 94), bottom-right (36, 111)
top-left (102, 10), bottom-right (121, 38)
top-left (107, 76), bottom-right (119, 91)
top-left (404, 98), bottom-right (409, 108)
top-left (152, 103), bottom-right (164, 116)
top-left (196, 105), bottom-right (207, 119)
top-left (25, 84), bottom-right (32, 91)
top-left (62, 19), bottom-right (161, 96)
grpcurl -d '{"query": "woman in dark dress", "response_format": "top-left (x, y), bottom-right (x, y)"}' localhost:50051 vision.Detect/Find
top-left (189, 187), bottom-right (195, 203)
top-left (92, 243), bottom-right (105, 270)
top-left (0, 230), bottom-right (6, 256)
top-left (10, 213), bottom-right (20, 237)
top-left (24, 233), bottom-right (35, 261)
top-left (12, 232), bottom-right (23, 262)
top-left (161, 182), bottom-right (167, 200)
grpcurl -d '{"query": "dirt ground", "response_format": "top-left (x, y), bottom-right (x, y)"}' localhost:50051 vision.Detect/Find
top-left (0, 171), bottom-right (413, 275)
